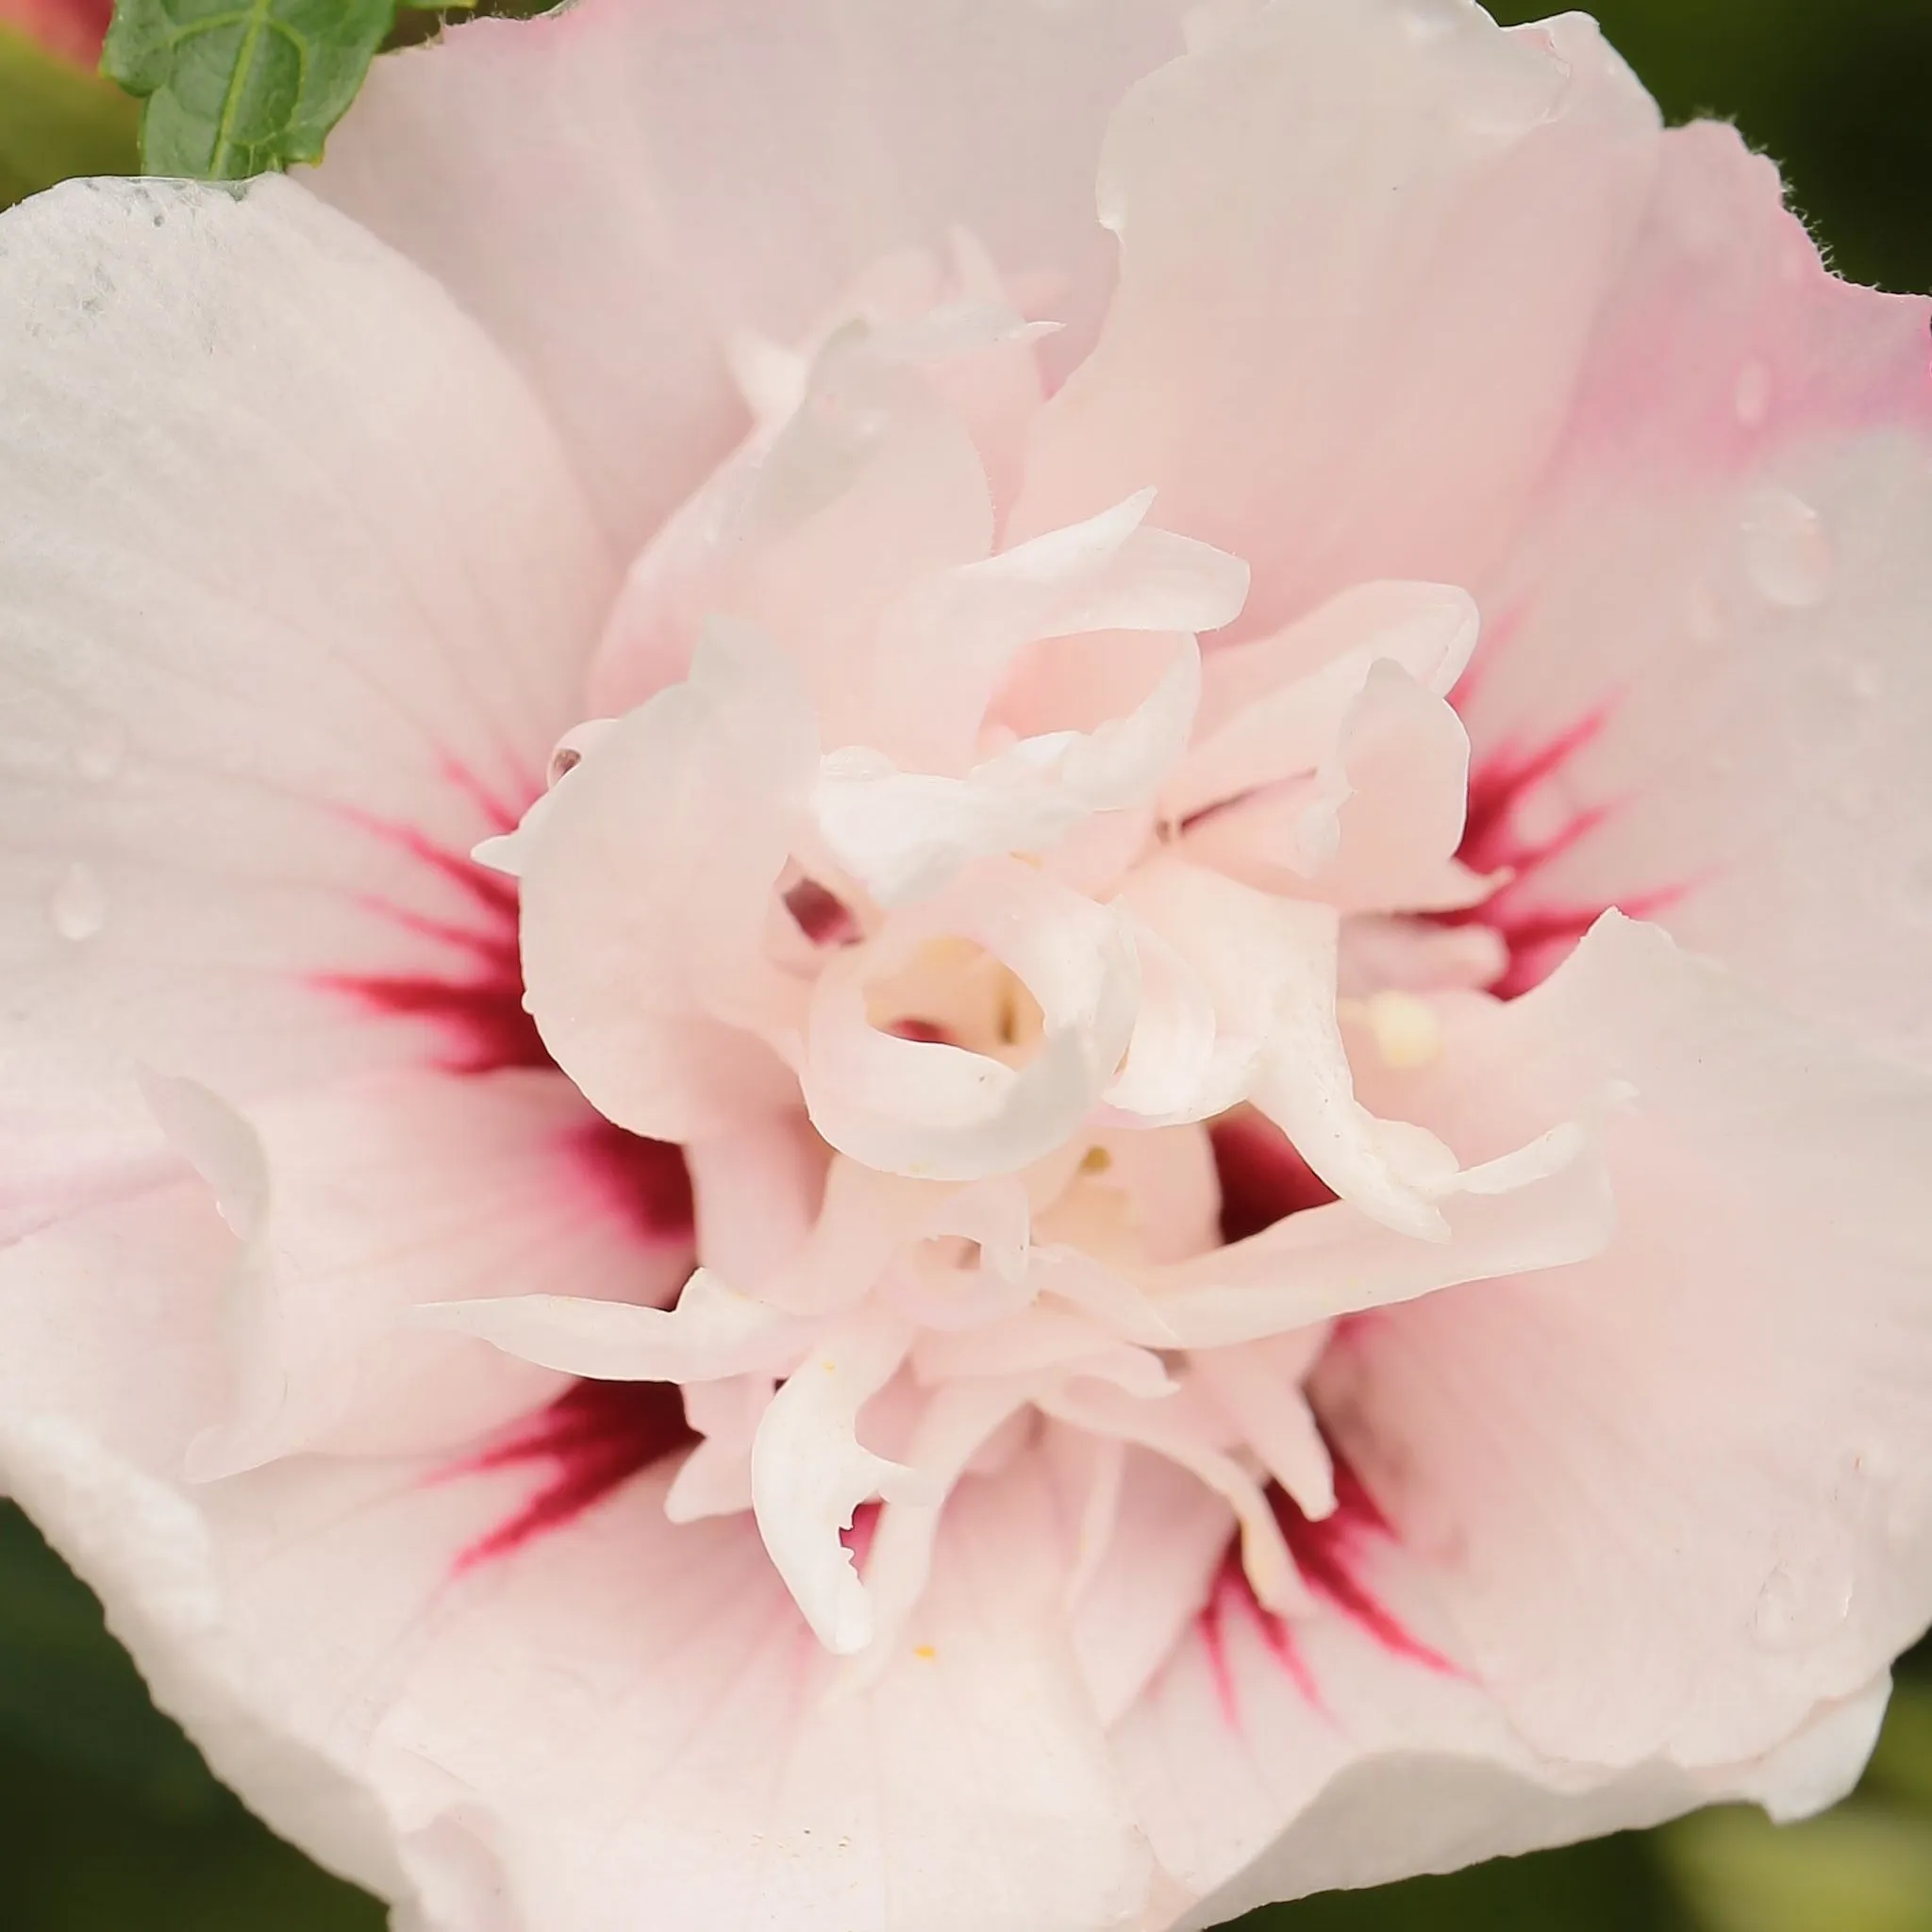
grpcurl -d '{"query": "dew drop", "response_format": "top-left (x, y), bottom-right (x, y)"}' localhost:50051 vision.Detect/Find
top-left (71, 716), bottom-right (126, 783)
top-left (1732, 358), bottom-right (1772, 428)
top-left (1750, 1565), bottom-right (1804, 1648)
top-left (1740, 489), bottom-right (1834, 608)
top-left (1751, 1559), bottom-right (1853, 1652)
top-left (49, 861), bottom-right (107, 941)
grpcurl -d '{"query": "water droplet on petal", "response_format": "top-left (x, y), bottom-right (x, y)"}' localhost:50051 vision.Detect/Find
top-left (72, 717), bottom-right (126, 782)
top-left (1752, 1558), bottom-right (1853, 1651)
top-left (49, 862), bottom-right (107, 941)
top-left (1732, 358), bottom-right (1772, 428)
top-left (1741, 489), bottom-right (1834, 608)
top-left (1751, 1565), bottom-right (1804, 1648)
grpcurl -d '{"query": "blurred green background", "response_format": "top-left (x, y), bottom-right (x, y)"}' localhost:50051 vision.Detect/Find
top-left (1, 0), bottom-right (1929, 1925)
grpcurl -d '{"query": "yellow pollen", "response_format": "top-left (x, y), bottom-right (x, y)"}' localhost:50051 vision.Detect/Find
top-left (1078, 1144), bottom-right (1114, 1175)
top-left (913, 1644), bottom-right (937, 1660)
top-left (1364, 991), bottom-right (1443, 1070)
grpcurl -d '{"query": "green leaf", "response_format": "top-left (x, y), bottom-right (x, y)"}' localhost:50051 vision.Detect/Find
top-left (384, 0), bottom-right (565, 53)
top-left (102, 0), bottom-right (398, 179)
top-left (0, 22), bottom-right (139, 212)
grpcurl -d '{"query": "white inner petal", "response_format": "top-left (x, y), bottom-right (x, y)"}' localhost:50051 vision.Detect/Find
top-left (380, 290), bottom-right (1616, 1658)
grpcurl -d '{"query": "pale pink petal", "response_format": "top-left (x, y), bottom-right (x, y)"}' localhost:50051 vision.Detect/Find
top-left (415, 1455), bottom-right (1154, 1932)
top-left (0, 1187), bottom-right (420, 1899)
top-left (675, 335), bottom-right (998, 734)
top-left (1041, 1377), bottom-right (1309, 1617)
top-left (1328, 914), bottom-right (1932, 1773)
top-left (750, 1318), bottom-right (930, 1653)
top-left (1100, 917), bottom-right (1260, 1127)
top-left (1306, 660), bottom-right (1483, 908)
top-left (0, 1206), bottom-right (1149, 1931)
top-left (1011, 1), bottom-right (1661, 634)
top-left (1186, 659), bottom-right (1491, 913)
top-left (815, 635), bottom-right (1201, 908)
top-left (913, 1302), bottom-right (1174, 1398)
top-left (1121, 858), bottom-right (1455, 1233)
top-left (420, 1270), bottom-right (805, 1389)
top-left (140, 1068), bottom-right (690, 1474)
top-left (1294, 663), bottom-right (1489, 913)
top-left (1118, 1516), bottom-right (1888, 1922)
top-left (684, 1111), bottom-right (829, 1291)
top-left (1142, 1124), bottom-right (1612, 1349)
top-left (871, 490), bottom-right (1246, 775)
top-left (516, 623), bottom-right (814, 1142)
top-left (802, 860), bottom-right (1140, 1180)
top-left (1165, 581), bottom-right (1479, 821)
top-left (1339, 915), bottom-right (1510, 998)
top-left (0, 177), bottom-right (612, 1240)
top-left (882, 1178), bottom-right (1040, 1331)
top-left (850, 1379), bottom-right (1037, 1664)
top-left (1450, 123), bottom-right (1932, 1048)
top-left (317, 0), bottom-right (1200, 550)
top-left (826, 288), bottom-right (1059, 519)
top-left (664, 1376), bottom-right (772, 1524)
top-left (1064, 1442), bottom-right (1234, 1724)
top-left (1191, 1345), bottom-right (1337, 1522)
top-left (1079, 1123), bottom-right (1224, 1267)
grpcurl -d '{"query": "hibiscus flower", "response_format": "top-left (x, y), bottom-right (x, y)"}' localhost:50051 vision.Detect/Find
top-left (2, 3), bottom-right (1929, 1930)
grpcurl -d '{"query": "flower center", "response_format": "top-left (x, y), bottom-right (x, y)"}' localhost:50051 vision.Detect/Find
top-left (426, 285), bottom-right (1620, 1660)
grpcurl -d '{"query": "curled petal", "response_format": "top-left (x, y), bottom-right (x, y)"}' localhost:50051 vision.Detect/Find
top-left (1191, 1341), bottom-right (1338, 1522)
top-left (518, 620), bottom-right (814, 1141)
top-left (1101, 914), bottom-right (1259, 1125)
top-left (1146, 1116), bottom-right (1614, 1348)
top-left (1190, 658), bottom-right (1494, 914)
top-left (870, 490), bottom-right (1247, 773)
top-left (1041, 1377), bottom-right (1311, 1617)
top-left (1166, 580), bottom-right (1481, 821)
top-left (749, 1320), bottom-right (932, 1654)
top-left (1123, 858), bottom-right (1452, 1234)
top-left (883, 1178), bottom-right (1040, 1331)
top-left (664, 1375), bottom-right (773, 1524)
top-left (844, 1379), bottom-right (1037, 1675)
top-left (814, 637), bottom-right (1199, 907)
top-left (917, 1303), bottom-right (1175, 1397)
top-left (416, 1269), bottom-right (808, 1386)
top-left (802, 860), bottom-right (1141, 1180)
top-left (142, 1069), bottom-right (691, 1475)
